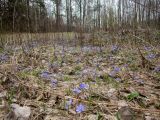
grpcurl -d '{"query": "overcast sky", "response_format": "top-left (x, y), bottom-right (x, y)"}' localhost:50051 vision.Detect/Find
top-left (44, 0), bottom-right (118, 16)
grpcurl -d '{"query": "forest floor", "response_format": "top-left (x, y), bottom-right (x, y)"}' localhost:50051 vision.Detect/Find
top-left (0, 38), bottom-right (160, 120)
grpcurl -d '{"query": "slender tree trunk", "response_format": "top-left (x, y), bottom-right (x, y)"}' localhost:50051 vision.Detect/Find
top-left (13, 0), bottom-right (18, 32)
top-left (26, 0), bottom-right (30, 33)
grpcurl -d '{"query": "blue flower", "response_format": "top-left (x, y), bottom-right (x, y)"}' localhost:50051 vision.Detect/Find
top-left (111, 45), bottom-right (119, 54)
top-left (65, 98), bottom-right (73, 110)
top-left (154, 66), bottom-right (160, 72)
top-left (144, 46), bottom-right (152, 51)
top-left (79, 83), bottom-right (89, 90)
top-left (146, 53), bottom-right (156, 60)
top-left (73, 88), bottom-right (81, 94)
top-left (115, 78), bottom-right (121, 82)
top-left (76, 104), bottom-right (85, 113)
top-left (51, 79), bottom-right (57, 87)
top-left (113, 66), bottom-right (121, 72)
top-left (109, 66), bottom-right (121, 77)
top-left (40, 71), bottom-right (50, 78)
top-left (111, 45), bottom-right (118, 51)
top-left (0, 54), bottom-right (9, 62)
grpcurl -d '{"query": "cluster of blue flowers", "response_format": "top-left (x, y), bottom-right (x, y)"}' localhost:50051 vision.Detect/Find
top-left (72, 83), bottom-right (89, 94)
top-left (65, 83), bottom-right (88, 113)
top-left (40, 71), bottom-right (58, 88)
top-left (144, 45), bottom-right (156, 60)
top-left (65, 98), bottom-right (85, 113)
top-left (109, 66), bottom-right (121, 77)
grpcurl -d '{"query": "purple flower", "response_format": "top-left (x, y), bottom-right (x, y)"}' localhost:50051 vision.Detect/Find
top-left (111, 45), bottom-right (118, 51)
top-left (154, 66), bottom-right (160, 72)
top-left (40, 71), bottom-right (50, 78)
top-left (76, 104), bottom-right (85, 113)
top-left (114, 67), bottom-right (121, 72)
top-left (51, 79), bottom-right (57, 87)
top-left (115, 78), bottom-right (121, 82)
top-left (65, 98), bottom-right (73, 110)
top-left (146, 53), bottom-right (156, 60)
top-left (144, 46), bottom-right (152, 51)
top-left (0, 54), bottom-right (9, 62)
top-left (79, 83), bottom-right (89, 90)
top-left (73, 88), bottom-right (81, 94)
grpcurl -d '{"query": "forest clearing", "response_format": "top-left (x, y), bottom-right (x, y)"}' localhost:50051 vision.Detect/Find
top-left (0, 0), bottom-right (160, 120)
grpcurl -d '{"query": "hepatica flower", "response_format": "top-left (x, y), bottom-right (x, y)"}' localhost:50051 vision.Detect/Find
top-left (51, 79), bottom-right (57, 87)
top-left (113, 66), bottom-right (121, 72)
top-left (40, 71), bottom-right (51, 79)
top-left (109, 66), bottom-right (121, 77)
top-left (146, 53), bottom-right (156, 60)
top-left (115, 78), bottom-right (121, 82)
top-left (0, 54), bottom-right (9, 62)
top-left (76, 104), bottom-right (85, 113)
top-left (144, 46), bottom-right (153, 51)
top-left (111, 45), bottom-right (118, 51)
top-left (154, 66), bottom-right (160, 72)
top-left (79, 83), bottom-right (89, 90)
top-left (73, 88), bottom-right (81, 94)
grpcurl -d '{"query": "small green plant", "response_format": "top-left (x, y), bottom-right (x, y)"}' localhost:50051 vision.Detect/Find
top-left (18, 71), bottom-right (28, 79)
top-left (102, 74), bottom-right (120, 88)
top-left (7, 88), bottom-right (16, 105)
top-left (69, 65), bottom-right (82, 75)
top-left (74, 65), bottom-right (81, 71)
top-left (63, 75), bottom-right (71, 81)
top-left (18, 69), bottom-right (41, 79)
top-left (30, 69), bottom-right (41, 77)
top-left (0, 47), bottom-right (4, 53)
top-left (155, 103), bottom-right (160, 109)
top-left (97, 112), bottom-right (103, 120)
top-left (127, 92), bottom-right (139, 101)
top-left (65, 88), bottom-right (72, 96)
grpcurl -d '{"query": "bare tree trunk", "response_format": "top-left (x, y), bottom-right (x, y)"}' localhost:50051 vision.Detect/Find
top-left (80, 0), bottom-right (82, 27)
top-left (118, 0), bottom-right (122, 28)
top-left (69, 0), bottom-right (72, 31)
top-left (97, 0), bottom-right (101, 29)
top-left (26, 0), bottom-right (30, 33)
top-left (55, 0), bottom-right (61, 31)
top-left (83, 0), bottom-right (86, 28)
top-left (66, 0), bottom-right (69, 31)
top-left (13, 0), bottom-right (18, 32)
